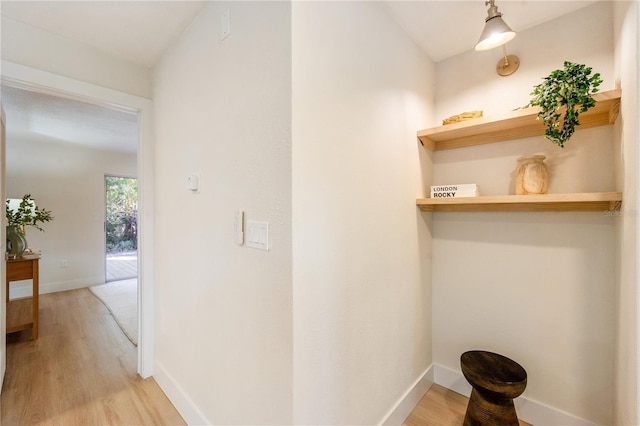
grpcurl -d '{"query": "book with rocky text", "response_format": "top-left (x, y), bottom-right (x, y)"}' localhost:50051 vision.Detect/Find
top-left (430, 190), bottom-right (479, 198)
top-left (430, 184), bottom-right (479, 198)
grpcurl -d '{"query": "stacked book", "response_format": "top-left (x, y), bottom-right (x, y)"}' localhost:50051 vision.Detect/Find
top-left (430, 184), bottom-right (479, 198)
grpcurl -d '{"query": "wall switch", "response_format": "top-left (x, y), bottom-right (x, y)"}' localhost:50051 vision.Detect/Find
top-left (246, 221), bottom-right (269, 251)
top-left (221, 8), bottom-right (231, 40)
top-left (60, 260), bottom-right (68, 268)
top-left (234, 210), bottom-right (244, 245)
top-left (186, 174), bottom-right (199, 191)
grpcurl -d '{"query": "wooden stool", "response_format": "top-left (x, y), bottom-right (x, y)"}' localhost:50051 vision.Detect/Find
top-left (460, 350), bottom-right (527, 426)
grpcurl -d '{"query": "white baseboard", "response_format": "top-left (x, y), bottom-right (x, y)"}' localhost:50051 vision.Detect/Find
top-left (433, 364), bottom-right (598, 426)
top-left (434, 362), bottom-right (472, 396)
top-left (154, 361), bottom-right (211, 425)
top-left (380, 364), bottom-right (434, 426)
top-left (8, 277), bottom-right (105, 299)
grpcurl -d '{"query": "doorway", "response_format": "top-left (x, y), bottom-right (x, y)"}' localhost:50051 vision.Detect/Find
top-left (1, 61), bottom-right (155, 378)
top-left (105, 175), bottom-right (138, 282)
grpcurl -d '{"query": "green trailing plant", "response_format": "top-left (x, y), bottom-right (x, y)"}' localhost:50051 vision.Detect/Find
top-left (524, 61), bottom-right (602, 148)
top-left (6, 194), bottom-right (53, 232)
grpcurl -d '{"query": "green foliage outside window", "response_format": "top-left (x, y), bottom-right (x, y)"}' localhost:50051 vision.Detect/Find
top-left (106, 176), bottom-right (137, 253)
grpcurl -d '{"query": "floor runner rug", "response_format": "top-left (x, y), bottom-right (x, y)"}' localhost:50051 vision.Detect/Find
top-left (89, 278), bottom-right (138, 346)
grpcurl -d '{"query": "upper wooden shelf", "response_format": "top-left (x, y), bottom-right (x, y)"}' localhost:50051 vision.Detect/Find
top-left (417, 89), bottom-right (621, 151)
top-left (416, 192), bottom-right (622, 212)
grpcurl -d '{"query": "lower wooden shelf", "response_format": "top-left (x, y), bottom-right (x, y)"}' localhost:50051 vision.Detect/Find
top-left (416, 192), bottom-right (622, 212)
top-left (6, 257), bottom-right (39, 339)
top-left (7, 298), bottom-right (34, 333)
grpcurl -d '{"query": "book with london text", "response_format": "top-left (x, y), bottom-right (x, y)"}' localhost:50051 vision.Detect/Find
top-left (431, 184), bottom-right (479, 198)
top-left (430, 183), bottom-right (478, 194)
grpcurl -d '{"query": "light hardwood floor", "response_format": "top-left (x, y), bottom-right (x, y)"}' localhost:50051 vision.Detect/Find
top-left (1, 288), bottom-right (184, 426)
top-left (403, 384), bottom-right (532, 426)
top-left (2, 288), bottom-right (530, 426)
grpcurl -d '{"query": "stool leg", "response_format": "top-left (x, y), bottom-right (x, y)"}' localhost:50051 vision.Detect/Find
top-left (463, 388), bottom-right (520, 426)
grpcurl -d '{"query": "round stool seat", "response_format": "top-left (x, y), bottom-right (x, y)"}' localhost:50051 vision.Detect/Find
top-left (460, 350), bottom-right (527, 426)
top-left (461, 350), bottom-right (527, 398)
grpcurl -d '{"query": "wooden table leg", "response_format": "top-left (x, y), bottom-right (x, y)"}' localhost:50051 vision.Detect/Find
top-left (32, 259), bottom-right (39, 340)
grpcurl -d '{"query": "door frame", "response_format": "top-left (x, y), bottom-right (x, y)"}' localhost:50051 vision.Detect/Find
top-left (0, 60), bottom-right (155, 378)
top-left (1, 103), bottom-right (6, 389)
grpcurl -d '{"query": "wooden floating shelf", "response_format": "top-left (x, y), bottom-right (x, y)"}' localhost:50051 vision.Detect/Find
top-left (417, 89), bottom-right (621, 151)
top-left (416, 192), bottom-right (622, 212)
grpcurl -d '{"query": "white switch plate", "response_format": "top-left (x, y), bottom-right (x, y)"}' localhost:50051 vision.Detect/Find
top-left (246, 221), bottom-right (269, 251)
top-left (186, 174), bottom-right (199, 191)
top-left (221, 8), bottom-right (231, 40)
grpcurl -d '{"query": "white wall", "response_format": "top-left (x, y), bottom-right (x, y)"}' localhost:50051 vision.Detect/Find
top-left (292, 2), bottom-right (434, 424)
top-left (432, 3), bottom-right (616, 424)
top-left (5, 136), bottom-right (136, 295)
top-left (152, 2), bottom-right (292, 424)
top-left (613, 1), bottom-right (639, 425)
top-left (153, 1), bottom-right (434, 424)
top-left (1, 17), bottom-right (152, 99)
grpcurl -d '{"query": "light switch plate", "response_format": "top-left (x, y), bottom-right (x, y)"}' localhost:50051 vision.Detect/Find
top-left (246, 221), bottom-right (269, 251)
top-left (186, 174), bottom-right (199, 191)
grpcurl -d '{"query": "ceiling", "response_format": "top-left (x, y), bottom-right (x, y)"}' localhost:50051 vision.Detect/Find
top-left (1, 1), bottom-right (598, 68)
top-left (1, 1), bottom-right (207, 69)
top-left (0, 0), bottom-right (598, 154)
top-left (383, 1), bottom-right (597, 63)
top-left (2, 85), bottom-right (139, 154)
top-left (1, 1), bottom-right (206, 154)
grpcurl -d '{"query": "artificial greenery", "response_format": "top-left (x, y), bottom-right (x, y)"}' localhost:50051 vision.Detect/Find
top-left (524, 61), bottom-right (602, 148)
top-left (5, 194), bottom-right (53, 232)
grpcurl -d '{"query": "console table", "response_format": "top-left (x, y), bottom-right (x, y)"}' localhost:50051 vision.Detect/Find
top-left (6, 257), bottom-right (39, 339)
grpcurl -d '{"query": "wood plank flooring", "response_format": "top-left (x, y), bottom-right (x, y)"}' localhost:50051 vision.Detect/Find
top-left (2, 288), bottom-right (531, 426)
top-left (1, 288), bottom-right (184, 426)
top-left (403, 384), bottom-right (467, 426)
top-left (403, 384), bottom-right (532, 426)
